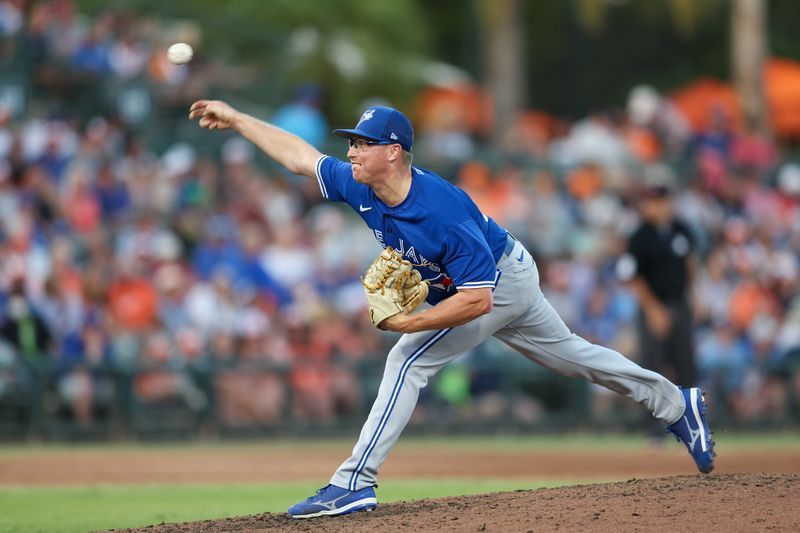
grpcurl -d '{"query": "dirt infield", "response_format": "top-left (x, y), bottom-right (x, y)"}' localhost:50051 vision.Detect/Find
top-left (3, 440), bottom-right (799, 531)
top-left (2, 443), bottom-right (799, 485)
top-left (104, 474), bottom-right (800, 532)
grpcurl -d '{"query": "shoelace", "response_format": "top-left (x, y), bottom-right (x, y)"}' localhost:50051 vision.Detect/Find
top-left (304, 485), bottom-right (332, 502)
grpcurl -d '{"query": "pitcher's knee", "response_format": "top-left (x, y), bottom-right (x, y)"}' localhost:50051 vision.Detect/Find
top-left (385, 351), bottom-right (408, 373)
top-left (405, 365), bottom-right (431, 388)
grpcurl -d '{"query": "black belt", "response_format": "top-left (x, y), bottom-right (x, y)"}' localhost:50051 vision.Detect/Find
top-left (502, 233), bottom-right (517, 257)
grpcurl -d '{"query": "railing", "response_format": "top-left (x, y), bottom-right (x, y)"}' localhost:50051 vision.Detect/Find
top-left (2, 348), bottom-right (799, 441)
top-left (0, 350), bottom-right (592, 441)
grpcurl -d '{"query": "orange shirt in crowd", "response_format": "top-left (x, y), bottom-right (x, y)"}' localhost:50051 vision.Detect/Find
top-left (108, 278), bottom-right (158, 330)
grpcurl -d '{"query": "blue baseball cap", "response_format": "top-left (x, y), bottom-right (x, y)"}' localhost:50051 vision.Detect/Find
top-left (333, 106), bottom-right (414, 152)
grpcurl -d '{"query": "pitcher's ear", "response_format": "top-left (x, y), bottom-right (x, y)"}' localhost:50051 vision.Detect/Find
top-left (387, 144), bottom-right (402, 162)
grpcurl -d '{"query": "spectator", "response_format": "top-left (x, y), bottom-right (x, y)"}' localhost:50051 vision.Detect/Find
top-left (271, 84), bottom-right (328, 149)
top-left (0, 279), bottom-right (53, 361)
top-left (56, 320), bottom-right (113, 426)
top-left (107, 259), bottom-right (158, 332)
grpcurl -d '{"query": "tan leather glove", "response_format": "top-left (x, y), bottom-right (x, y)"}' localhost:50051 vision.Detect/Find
top-left (362, 247), bottom-right (429, 328)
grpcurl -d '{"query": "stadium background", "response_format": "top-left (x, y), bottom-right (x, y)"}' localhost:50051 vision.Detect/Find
top-left (1, 1), bottom-right (800, 531)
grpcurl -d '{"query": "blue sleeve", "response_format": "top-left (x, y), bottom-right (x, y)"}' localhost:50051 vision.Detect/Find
top-left (314, 155), bottom-right (353, 202)
top-left (442, 220), bottom-right (498, 290)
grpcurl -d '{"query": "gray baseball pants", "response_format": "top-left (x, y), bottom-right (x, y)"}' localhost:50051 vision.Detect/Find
top-left (331, 238), bottom-right (686, 491)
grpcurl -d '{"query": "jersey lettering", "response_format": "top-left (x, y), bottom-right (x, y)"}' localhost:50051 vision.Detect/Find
top-left (373, 229), bottom-right (385, 247)
top-left (420, 256), bottom-right (440, 272)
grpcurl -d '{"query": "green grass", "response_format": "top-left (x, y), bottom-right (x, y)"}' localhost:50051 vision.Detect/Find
top-left (0, 478), bottom-right (591, 533)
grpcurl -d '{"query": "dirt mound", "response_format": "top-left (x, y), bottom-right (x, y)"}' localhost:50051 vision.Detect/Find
top-left (107, 473), bottom-right (800, 532)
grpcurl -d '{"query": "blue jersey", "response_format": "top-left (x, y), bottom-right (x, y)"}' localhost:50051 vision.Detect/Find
top-left (315, 156), bottom-right (509, 304)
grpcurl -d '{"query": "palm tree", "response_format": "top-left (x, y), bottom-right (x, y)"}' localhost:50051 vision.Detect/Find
top-left (477, 0), bottom-right (526, 148)
top-left (731, 0), bottom-right (769, 135)
top-left (574, 0), bottom-right (768, 134)
top-left (478, 0), bottom-right (769, 143)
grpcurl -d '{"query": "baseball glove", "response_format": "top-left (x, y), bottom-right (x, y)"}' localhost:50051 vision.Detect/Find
top-left (362, 247), bottom-right (429, 328)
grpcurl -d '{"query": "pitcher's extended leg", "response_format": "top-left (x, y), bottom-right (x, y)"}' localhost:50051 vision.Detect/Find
top-left (495, 290), bottom-right (685, 425)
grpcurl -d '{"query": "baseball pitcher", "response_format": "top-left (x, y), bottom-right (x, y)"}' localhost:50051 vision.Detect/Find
top-left (188, 101), bottom-right (715, 519)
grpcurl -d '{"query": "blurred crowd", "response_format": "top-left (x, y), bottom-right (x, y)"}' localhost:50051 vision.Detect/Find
top-left (1, 2), bottom-right (799, 435)
top-left (0, 1), bottom-right (382, 431)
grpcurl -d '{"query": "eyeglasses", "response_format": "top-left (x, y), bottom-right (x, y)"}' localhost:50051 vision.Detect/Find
top-left (348, 138), bottom-right (390, 150)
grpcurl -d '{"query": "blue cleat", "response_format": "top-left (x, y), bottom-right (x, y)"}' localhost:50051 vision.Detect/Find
top-left (667, 387), bottom-right (716, 473)
top-left (288, 484), bottom-right (377, 518)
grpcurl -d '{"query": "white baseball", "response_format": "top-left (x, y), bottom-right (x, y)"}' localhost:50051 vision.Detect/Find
top-left (167, 42), bottom-right (193, 65)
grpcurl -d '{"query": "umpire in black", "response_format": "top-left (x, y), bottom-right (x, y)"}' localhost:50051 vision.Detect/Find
top-left (617, 172), bottom-right (697, 390)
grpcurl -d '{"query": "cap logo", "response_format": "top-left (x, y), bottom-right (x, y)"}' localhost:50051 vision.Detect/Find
top-left (357, 108), bottom-right (375, 127)
top-left (390, 132), bottom-right (398, 140)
